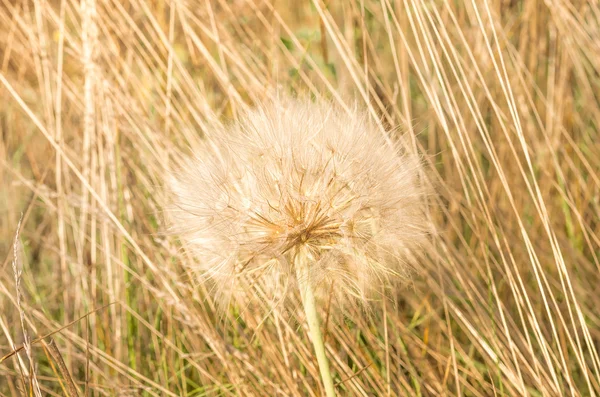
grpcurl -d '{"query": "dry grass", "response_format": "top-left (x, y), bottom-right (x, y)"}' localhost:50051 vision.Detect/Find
top-left (1, 0), bottom-right (599, 395)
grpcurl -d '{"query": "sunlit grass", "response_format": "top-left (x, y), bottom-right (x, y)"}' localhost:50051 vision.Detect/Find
top-left (1, 0), bottom-right (599, 395)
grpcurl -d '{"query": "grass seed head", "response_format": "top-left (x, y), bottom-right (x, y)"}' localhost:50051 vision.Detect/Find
top-left (168, 96), bottom-right (429, 308)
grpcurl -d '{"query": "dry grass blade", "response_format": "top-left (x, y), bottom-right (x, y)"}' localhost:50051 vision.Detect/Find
top-left (0, 302), bottom-right (114, 364)
top-left (44, 339), bottom-right (80, 397)
top-left (9, 213), bottom-right (42, 396)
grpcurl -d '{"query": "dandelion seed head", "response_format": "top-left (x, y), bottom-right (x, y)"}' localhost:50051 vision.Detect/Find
top-left (168, 96), bottom-right (428, 307)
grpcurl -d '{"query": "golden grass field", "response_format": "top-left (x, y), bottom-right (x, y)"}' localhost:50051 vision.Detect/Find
top-left (1, 0), bottom-right (600, 395)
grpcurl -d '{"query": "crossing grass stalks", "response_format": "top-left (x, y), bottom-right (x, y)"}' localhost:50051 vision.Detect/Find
top-left (1, 0), bottom-right (599, 395)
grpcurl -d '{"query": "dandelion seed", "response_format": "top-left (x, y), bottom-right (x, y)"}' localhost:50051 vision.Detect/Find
top-left (167, 95), bottom-right (428, 395)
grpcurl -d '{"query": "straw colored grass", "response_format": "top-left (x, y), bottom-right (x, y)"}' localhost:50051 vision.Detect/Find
top-left (1, 0), bottom-right (599, 396)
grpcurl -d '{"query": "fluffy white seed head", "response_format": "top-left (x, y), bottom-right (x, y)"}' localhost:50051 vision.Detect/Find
top-left (168, 96), bottom-right (428, 308)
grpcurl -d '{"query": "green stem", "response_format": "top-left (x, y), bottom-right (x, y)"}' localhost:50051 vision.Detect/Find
top-left (296, 260), bottom-right (336, 397)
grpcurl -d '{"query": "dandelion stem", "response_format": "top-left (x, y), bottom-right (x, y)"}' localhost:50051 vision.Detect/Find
top-left (296, 258), bottom-right (336, 397)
